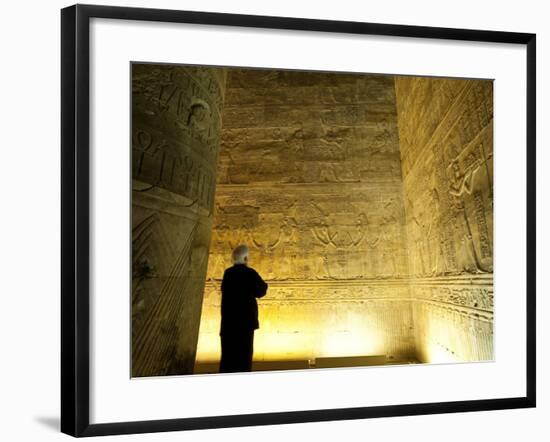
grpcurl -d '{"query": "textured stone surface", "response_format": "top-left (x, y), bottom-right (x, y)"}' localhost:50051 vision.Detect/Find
top-left (395, 77), bottom-right (494, 362)
top-left (195, 69), bottom-right (414, 364)
top-left (131, 64), bottom-right (226, 377)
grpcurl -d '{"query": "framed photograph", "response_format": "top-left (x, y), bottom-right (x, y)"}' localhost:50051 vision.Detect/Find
top-left (61, 4), bottom-right (536, 437)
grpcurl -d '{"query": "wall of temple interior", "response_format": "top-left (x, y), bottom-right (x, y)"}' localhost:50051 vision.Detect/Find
top-left (394, 77), bottom-right (494, 363)
top-left (195, 69), bottom-right (416, 364)
top-left (131, 64), bottom-right (226, 376)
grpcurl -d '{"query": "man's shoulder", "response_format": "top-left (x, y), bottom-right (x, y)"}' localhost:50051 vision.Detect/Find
top-left (224, 264), bottom-right (261, 276)
top-left (223, 265), bottom-right (246, 275)
top-left (222, 266), bottom-right (235, 277)
top-left (245, 266), bottom-right (261, 276)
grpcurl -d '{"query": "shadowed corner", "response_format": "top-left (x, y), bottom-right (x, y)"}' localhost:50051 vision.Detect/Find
top-left (34, 416), bottom-right (59, 432)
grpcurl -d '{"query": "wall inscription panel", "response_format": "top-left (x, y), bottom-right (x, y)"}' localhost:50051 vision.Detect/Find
top-left (395, 77), bottom-right (494, 363)
top-left (196, 70), bottom-right (414, 364)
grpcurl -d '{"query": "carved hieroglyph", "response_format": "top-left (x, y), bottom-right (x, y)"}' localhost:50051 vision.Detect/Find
top-left (395, 77), bottom-right (494, 362)
top-left (131, 64), bottom-right (226, 377)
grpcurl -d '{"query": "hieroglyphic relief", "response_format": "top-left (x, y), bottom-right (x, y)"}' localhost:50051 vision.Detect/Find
top-left (132, 64), bottom-right (226, 210)
top-left (396, 78), bottom-right (493, 278)
top-left (206, 184), bottom-right (408, 282)
top-left (395, 76), bottom-right (494, 362)
top-left (195, 70), bottom-right (414, 365)
top-left (131, 64), bottom-right (226, 377)
top-left (217, 70), bottom-right (402, 186)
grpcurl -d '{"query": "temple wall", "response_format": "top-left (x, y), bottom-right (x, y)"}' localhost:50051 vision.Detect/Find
top-left (131, 64), bottom-right (226, 376)
top-left (395, 77), bottom-right (494, 363)
top-left (196, 70), bottom-right (415, 363)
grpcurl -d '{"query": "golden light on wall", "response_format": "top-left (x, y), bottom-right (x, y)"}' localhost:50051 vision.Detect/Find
top-left (425, 344), bottom-right (458, 364)
top-left (195, 282), bottom-right (416, 363)
top-left (196, 311), bottom-right (384, 363)
top-left (319, 328), bottom-right (380, 359)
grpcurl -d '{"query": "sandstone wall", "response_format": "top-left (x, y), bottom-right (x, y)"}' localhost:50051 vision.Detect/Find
top-left (131, 64), bottom-right (226, 376)
top-left (196, 69), bottom-right (415, 363)
top-left (395, 77), bottom-right (494, 363)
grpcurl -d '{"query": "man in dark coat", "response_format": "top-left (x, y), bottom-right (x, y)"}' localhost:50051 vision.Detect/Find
top-left (219, 244), bottom-right (268, 373)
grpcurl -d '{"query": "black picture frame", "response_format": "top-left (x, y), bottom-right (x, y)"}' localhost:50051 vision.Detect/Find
top-left (61, 3), bottom-right (536, 437)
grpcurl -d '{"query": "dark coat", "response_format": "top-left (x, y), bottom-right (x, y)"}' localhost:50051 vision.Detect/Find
top-left (220, 264), bottom-right (268, 335)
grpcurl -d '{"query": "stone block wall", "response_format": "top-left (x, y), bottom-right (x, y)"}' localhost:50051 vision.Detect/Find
top-left (395, 77), bottom-right (494, 363)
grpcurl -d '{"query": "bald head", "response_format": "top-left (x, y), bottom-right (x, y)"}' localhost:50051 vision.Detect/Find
top-left (232, 244), bottom-right (249, 265)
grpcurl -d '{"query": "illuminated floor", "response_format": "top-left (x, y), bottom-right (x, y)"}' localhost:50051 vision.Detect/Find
top-left (194, 355), bottom-right (419, 374)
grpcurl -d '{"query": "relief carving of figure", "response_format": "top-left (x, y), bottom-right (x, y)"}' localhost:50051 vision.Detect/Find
top-left (319, 162), bottom-right (339, 183)
top-left (407, 199), bottom-right (426, 276)
top-left (455, 203), bottom-right (488, 274)
top-left (425, 188), bottom-right (448, 275)
top-left (448, 158), bottom-right (476, 197)
top-left (446, 147), bottom-right (492, 274)
top-left (313, 255), bottom-right (330, 280)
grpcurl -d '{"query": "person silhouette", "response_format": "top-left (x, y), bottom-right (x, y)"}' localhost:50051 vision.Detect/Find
top-left (219, 244), bottom-right (268, 373)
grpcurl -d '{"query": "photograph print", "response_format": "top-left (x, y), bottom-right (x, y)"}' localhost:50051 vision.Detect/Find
top-left (131, 63), bottom-right (493, 378)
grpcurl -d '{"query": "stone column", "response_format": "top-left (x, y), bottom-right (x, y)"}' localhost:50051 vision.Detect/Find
top-left (131, 64), bottom-right (226, 377)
